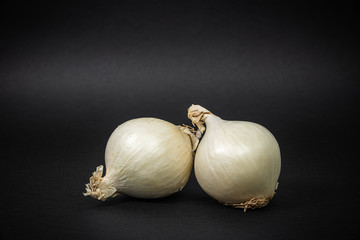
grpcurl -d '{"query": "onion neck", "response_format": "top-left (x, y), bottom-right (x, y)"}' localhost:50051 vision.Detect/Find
top-left (83, 165), bottom-right (119, 201)
top-left (187, 104), bottom-right (212, 133)
top-left (203, 114), bottom-right (222, 128)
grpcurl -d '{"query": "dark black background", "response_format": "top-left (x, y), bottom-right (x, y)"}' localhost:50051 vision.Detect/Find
top-left (1, 1), bottom-right (359, 239)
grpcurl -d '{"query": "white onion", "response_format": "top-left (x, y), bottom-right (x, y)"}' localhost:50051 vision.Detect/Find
top-left (188, 105), bottom-right (281, 211)
top-left (84, 118), bottom-right (197, 201)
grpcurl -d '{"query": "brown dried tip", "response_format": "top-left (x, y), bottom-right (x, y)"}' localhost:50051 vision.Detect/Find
top-left (179, 124), bottom-right (200, 151)
top-left (187, 104), bottom-right (212, 133)
top-left (224, 196), bottom-right (273, 212)
top-left (83, 165), bottom-right (117, 201)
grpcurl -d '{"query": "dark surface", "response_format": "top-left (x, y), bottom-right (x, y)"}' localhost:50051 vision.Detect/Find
top-left (1, 1), bottom-right (359, 239)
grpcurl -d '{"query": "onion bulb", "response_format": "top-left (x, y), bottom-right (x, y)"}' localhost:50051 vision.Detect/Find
top-left (84, 118), bottom-right (198, 201)
top-left (188, 105), bottom-right (281, 211)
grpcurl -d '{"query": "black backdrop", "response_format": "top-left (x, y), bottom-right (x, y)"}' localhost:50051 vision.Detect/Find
top-left (1, 1), bottom-right (359, 239)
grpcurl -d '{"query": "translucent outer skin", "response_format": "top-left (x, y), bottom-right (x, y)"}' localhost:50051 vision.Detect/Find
top-left (195, 115), bottom-right (281, 204)
top-left (102, 118), bottom-right (194, 199)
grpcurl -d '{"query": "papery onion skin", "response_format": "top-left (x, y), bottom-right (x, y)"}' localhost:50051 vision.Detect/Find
top-left (84, 118), bottom-right (195, 201)
top-left (189, 105), bottom-right (281, 210)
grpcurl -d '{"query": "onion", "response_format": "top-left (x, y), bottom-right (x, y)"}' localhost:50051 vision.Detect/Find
top-left (188, 105), bottom-right (281, 211)
top-left (84, 118), bottom-right (197, 201)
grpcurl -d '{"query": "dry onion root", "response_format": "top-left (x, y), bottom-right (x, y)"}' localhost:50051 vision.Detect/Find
top-left (224, 196), bottom-right (272, 212)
